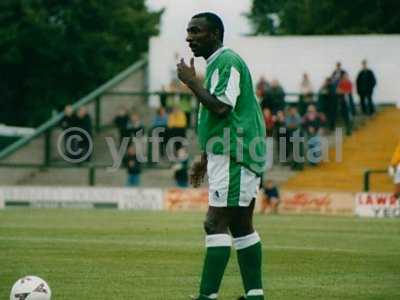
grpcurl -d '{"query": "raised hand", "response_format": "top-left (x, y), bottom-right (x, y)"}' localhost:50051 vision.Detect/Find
top-left (177, 57), bottom-right (197, 86)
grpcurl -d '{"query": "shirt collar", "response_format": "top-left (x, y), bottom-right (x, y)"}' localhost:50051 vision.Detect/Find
top-left (206, 46), bottom-right (227, 65)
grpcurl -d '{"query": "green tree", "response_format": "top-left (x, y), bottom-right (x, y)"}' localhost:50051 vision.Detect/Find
top-left (0, 0), bottom-right (162, 126)
top-left (246, 0), bottom-right (400, 35)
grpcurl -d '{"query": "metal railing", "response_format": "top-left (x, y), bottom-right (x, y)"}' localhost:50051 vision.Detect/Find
top-left (0, 58), bottom-right (148, 161)
top-left (363, 169), bottom-right (388, 192)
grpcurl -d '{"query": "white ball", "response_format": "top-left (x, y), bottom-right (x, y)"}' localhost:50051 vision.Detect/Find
top-left (10, 276), bottom-right (51, 300)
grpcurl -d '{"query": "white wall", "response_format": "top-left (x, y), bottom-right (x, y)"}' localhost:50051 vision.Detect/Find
top-left (149, 35), bottom-right (400, 106)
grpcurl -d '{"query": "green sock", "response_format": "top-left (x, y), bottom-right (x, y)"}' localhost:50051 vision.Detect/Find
top-left (234, 232), bottom-right (264, 300)
top-left (199, 234), bottom-right (232, 299)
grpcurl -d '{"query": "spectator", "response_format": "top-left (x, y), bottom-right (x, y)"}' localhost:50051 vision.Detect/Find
top-left (302, 105), bottom-right (325, 165)
top-left (261, 79), bottom-right (286, 114)
top-left (337, 73), bottom-right (354, 135)
top-left (167, 106), bottom-right (187, 153)
top-left (256, 76), bottom-right (270, 100)
top-left (356, 59), bottom-right (377, 116)
top-left (274, 110), bottom-right (286, 163)
top-left (260, 179), bottom-right (280, 214)
top-left (113, 107), bottom-right (129, 144)
top-left (60, 105), bottom-right (79, 160)
top-left (389, 141), bottom-right (400, 199)
top-left (125, 145), bottom-right (141, 187)
top-left (76, 106), bottom-right (92, 162)
top-left (299, 73), bottom-right (314, 115)
top-left (159, 85), bottom-right (168, 108)
top-left (262, 108), bottom-right (275, 137)
top-left (318, 77), bottom-right (336, 130)
top-left (151, 107), bottom-right (168, 158)
top-left (331, 61), bottom-right (346, 88)
top-left (126, 112), bottom-right (144, 138)
top-left (172, 147), bottom-right (189, 188)
top-left (285, 106), bottom-right (303, 170)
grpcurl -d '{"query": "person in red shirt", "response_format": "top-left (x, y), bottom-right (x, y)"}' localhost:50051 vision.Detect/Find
top-left (336, 72), bottom-right (354, 135)
top-left (262, 108), bottom-right (275, 137)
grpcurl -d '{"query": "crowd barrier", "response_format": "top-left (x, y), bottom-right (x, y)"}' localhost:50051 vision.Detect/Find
top-left (0, 187), bottom-right (398, 218)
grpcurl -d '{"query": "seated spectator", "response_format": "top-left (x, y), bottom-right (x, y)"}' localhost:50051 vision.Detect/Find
top-left (126, 112), bottom-right (145, 138)
top-left (336, 73), bottom-right (354, 135)
top-left (125, 145), bottom-right (141, 187)
top-left (172, 147), bottom-right (189, 188)
top-left (261, 79), bottom-right (286, 114)
top-left (262, 108), bottom-right (276, 137)
top-left (260, 179), bottom-right (280, 214)
top-left (302, 105), bottom-right (326, 165)
top-left (113, 107), bottom-right (129, 144)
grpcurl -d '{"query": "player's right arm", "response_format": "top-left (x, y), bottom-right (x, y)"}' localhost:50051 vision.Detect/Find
top-left (177, 58), bottom-right (231, 116)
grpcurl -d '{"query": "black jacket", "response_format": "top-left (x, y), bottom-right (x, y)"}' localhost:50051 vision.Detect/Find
top-left (356, 69), bottom-right (376, 95)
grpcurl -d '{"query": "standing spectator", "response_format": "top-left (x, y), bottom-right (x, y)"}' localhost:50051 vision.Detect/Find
top-left (256, 76), bottom-right (269, 100)
top-left (356, 59), bottom-right (377, 116)
top-left (331, 62), bottom-right (346, 88)
top-left (285, 106), bottom-right (303, 170)
top-left (126, 112), bottom-right (144, 138)
top-left (125, 145), bottom-right (141, 187)
top-left (60, 105), bottom-right (79, 160)
top-left (261, 79), bottom-right (286, 114)
top-left (260, 179), bottom-right (280, 214)
top-left (167, 106), bottom-right (187, 153)
top-left (151, 107), bottom-right (168, 158)
top-left (299, 73), bottom-right (314, 115)
top-left (113, 107), bottom-right (129, 145)
top-left (320, 77), bottom-right (338, 131)
top-left (275, 110), bottom-right (286, 163)
top-left (262, 108), bottom-right (275, 137)
top-left (337, 73), bottom-right (354, 135)
top-left (302, 105), bottom-right (325, 165)
top-left (76, 106), bottom-right (92, 162)
top-left (172, 147), bottom-right (189, 188)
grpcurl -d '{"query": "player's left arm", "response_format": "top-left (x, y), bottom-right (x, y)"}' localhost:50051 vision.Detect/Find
top-left (177, 58), bottom-right (231, 116)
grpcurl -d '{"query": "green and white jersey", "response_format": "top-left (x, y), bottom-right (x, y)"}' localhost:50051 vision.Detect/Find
top-left (198, 47), bottom-right (266, 176)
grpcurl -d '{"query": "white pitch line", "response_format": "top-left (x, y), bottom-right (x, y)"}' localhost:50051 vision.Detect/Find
top-left (0, 236), bottom-right (398, 255)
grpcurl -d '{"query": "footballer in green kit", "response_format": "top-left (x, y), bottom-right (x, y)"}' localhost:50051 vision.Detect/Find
top-left (177, 12), bottom-right (266, 300)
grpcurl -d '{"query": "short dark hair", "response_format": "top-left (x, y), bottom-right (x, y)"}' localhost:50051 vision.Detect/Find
top-left (192, 12), bottom-right (224, 42)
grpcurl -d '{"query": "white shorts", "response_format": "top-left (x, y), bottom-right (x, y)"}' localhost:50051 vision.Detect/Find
top-left (207, 153), bottom-right (260, 207)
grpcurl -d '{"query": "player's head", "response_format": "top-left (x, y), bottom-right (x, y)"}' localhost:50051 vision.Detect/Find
top-left (186, 12), bottom-right (224, 58)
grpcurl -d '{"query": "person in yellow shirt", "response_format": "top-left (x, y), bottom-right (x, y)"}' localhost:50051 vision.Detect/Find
top-left (389, 141), bottom-right (400, 198)
top-left (167, 106), bottom-right (188, 154)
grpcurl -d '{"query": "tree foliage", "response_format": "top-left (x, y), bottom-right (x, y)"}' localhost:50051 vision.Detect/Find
top-left (0, 0), bottom-right (162, 126)
top-left (246, 0), bottom-right (400, 35)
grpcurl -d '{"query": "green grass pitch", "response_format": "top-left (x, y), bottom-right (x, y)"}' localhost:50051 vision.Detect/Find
top-left (1, 209), bottom-right (399, 300)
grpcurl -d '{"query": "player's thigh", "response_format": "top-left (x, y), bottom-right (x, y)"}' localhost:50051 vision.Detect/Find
top-left (208, 154), bottom-right (260, 208)
top-left (229, 199), bottom-right (256, 238)
top-left (203, 206), bottom-right (231, 234)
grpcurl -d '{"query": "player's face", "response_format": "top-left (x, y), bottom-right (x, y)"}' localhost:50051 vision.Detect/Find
top-left (186, 17), bottom-right (217, 58)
